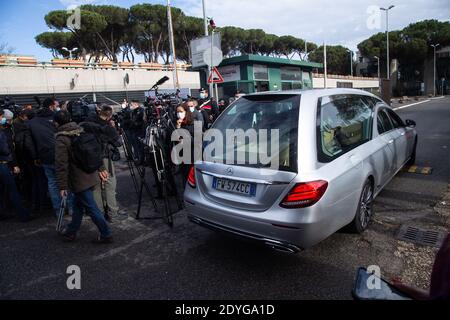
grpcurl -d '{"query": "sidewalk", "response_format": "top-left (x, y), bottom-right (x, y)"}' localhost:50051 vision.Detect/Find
top-left (361, 183), bottom-right (450, 290)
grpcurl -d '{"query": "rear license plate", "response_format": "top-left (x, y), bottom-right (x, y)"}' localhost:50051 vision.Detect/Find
top-left (213, 177), bottom-right (256, 197)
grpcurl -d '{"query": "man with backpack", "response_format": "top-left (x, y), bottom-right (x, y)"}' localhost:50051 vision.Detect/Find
top-left (82, 104), bottom-right (126, 222)
top-left (54, 110), bottom-right (112, 243)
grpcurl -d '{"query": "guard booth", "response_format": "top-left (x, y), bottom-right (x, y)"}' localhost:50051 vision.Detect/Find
top-left (212, 54), bottom-right (323, 99)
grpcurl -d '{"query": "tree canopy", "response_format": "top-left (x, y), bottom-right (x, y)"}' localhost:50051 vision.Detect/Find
top-left (35, 3), bottom-right (328, 68)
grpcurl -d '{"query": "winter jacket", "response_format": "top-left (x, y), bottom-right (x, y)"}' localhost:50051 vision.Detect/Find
top-left (0, 128), bottom-right (12, 163)
top-left (55, 122), bottom-right (100, 194)
top-left (26, 108), bottom-right (57, 164)
top-left (122, 107), bottom-right (145, 131)
top-left (0, 126), bottom-right (16, 165)
top-left (82, 115), bottom-right (122, 159)
top-left (12, 118), bottom-right (33, 166)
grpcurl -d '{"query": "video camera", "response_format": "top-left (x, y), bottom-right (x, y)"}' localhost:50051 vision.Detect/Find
top-left (0, 96), bottom-right (22, 117)
top-left (67, 98), bottom-right (98, 123)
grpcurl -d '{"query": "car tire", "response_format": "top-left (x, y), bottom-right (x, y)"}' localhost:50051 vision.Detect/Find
top-left (347, 179), bottom-right (374, 234)
top-left (406, 137), bottom-right (418, 166)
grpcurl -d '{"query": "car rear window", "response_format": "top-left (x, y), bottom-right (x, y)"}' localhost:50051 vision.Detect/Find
top-left (207, 94), bottom-right (301, 172)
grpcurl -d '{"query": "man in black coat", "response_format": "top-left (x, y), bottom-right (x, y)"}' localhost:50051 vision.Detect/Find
top-left (122, 100), bottom-right (146, 164)
top-left (26, 98), bottom-right (74, 216)
top-left (82, 105), bottom-right (127, 221)
top-left (13, 108), bottom-right (48, 214)
top-left (0, 109), bottom-right (32, 221)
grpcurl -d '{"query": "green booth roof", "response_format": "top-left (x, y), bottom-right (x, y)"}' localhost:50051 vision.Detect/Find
top-left (219, 54), bottom-right (323, 69)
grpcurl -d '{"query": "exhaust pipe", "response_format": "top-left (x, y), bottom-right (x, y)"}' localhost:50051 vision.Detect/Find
top-left (264, 241), bottom-right (299, 254)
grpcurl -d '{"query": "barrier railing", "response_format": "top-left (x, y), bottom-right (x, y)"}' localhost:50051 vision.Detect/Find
top-left (0, 57), bottom-right (191, 71)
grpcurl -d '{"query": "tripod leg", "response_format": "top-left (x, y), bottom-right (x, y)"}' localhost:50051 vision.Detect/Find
top-left (161, 176), bottom-right (173, 228)
top-left (136, 168), bottom-right (146, 219)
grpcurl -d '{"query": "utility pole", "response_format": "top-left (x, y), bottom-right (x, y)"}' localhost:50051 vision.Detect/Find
top-left (202, 0), bottom-right (214, 97)
top-left (374, 55), bottom-right (381, 93)
top-left (380, 5), bottom-right (394, 80)
top-left (323, 42), bottom-right (327, 89)
top-left (347, 49), bottom-right (353, 77)
top-left (167, 0), bottom-right (179, 89)
top-left (431, 44), bottom-right (440, 97)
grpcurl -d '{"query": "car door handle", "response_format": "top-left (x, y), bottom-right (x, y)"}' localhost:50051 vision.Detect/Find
top-left (400, 132), bottom-right (406, 136)
top-left (350, 154), bottom-right (362, 166)
top-left (388, 139), bottom-right (394, 144)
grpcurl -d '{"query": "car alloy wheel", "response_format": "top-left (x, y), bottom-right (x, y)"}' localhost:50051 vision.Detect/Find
top-left (359, 182), bottom-right (373, 230)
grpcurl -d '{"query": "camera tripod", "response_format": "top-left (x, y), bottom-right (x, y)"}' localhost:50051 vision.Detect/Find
top-left (118, 126), bottom-right (164, 223)
top-left (140, 117), bottom-right (184, 227)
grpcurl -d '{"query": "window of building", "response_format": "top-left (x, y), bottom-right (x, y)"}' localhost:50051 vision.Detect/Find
top-left (281, 67), bottom-right (302, 81)
top-left (253, 64), bottom-right (269, 81)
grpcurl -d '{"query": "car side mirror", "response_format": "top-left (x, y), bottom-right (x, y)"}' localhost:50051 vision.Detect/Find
top-left (352, 267), bottom-right (412, 300)
top-left (405, 119), bottom-right (416, 128)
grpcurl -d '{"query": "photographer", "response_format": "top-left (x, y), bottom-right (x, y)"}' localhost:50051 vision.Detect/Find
top-left (0, 109), bottom-right (32, 222)
top-left (122, 100), bottom-right (146, 165)
top-left (13, 107), bottom-right (48, 214)
top-left (83, 105), bottom-right (127, 222)
top-left (54, 110), bottom-right (112, 244)
top-left (27, 98), bottom-right (75, 217)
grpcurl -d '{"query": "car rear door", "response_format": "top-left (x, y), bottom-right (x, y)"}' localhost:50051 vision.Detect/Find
top-left (376, 108), bottom-right (396, 184)
top-left (385, 108), bottom-right (409, 169)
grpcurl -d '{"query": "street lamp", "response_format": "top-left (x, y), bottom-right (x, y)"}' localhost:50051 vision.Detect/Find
top-left (347, 49), bottom-right (353, 77)
top-left (431, 44), bottom-right (440, 96)
top-left (380, 5), bottom-right (395, 80)
top-left (62, 47), bottom-right (78, 60)
top-left (374, 55), bottom-right (380, 92)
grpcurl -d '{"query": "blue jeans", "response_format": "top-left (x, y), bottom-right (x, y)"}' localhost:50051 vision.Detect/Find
top-left (42, 164), bottom-right (74, 216)
top-left (0, 163), bottom-right (30, 220)
top-left (66, 188), bottom-right (111, 238)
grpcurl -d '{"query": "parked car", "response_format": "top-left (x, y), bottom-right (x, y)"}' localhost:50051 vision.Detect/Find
top-left (184, 89), bottom-right (418, 253)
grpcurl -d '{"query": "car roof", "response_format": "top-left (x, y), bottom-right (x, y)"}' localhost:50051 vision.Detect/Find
top-left (245, 88), bottom-right (380, 100)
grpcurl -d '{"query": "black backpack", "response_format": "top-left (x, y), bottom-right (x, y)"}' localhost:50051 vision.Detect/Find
top-left (71, 132), bottom-right (103, 173)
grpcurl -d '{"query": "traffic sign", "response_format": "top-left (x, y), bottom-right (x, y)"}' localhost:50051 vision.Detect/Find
top-left (203, 46), bottom-right (223, 67)
top-left (208, 66), bottom-right (224, 84)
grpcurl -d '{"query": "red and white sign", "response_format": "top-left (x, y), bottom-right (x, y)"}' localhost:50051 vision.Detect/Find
top-left (208, 66), bottom-right (224, 84)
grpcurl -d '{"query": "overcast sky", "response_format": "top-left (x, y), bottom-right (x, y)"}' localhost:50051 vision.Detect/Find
top-left (0, 0), bottom-right (449, 61)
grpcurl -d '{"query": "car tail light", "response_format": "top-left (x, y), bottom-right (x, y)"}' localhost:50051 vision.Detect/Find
top-left (187, 166), bottom-right (196, 188)
top-left (280, 180), bottom-right (328, 208)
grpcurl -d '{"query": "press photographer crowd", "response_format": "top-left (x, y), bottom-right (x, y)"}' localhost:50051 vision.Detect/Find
top-left (0, 82), bottom-right (234, 244)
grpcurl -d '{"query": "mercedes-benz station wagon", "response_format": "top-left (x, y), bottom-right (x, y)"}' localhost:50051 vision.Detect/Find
top-left (184, 89), bottom-right (417, 253)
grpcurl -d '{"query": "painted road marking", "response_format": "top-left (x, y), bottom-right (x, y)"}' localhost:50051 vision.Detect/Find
top-left (394, 100), bottom-right (430, 111)
top-left (393, 96), bottom-right (446, 111)
top-left (402, 165), bottom-right (433, 175)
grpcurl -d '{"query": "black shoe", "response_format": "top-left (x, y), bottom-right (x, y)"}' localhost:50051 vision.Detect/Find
top-left (0, 215), bottom-right (14, 221)
top-left (115, 212), bottom-right (128, 221)
top-left (104, 213), bottom-right (112, 223)
top-left (20, 215), bottom-right (37, 223)
top-left (92, 235), bottom-right (113, 244)
top-left (60, 232), bottom-right (76, 242)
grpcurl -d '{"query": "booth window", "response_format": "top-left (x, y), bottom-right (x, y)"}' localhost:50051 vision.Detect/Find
top-left (253, 64), bottom-right (269, 80)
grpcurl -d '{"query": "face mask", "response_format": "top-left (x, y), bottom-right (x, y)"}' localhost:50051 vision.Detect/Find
top-left (200, 93), bottom-right (207, 99)
top-left (55, 107), bottom-right (61, 112)
top-left (189, 107), bottom-right (195, 113)
top-left (177, 112), bottom-right (186, 120)
top-left (0, 118), bottom-right (6, 126)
